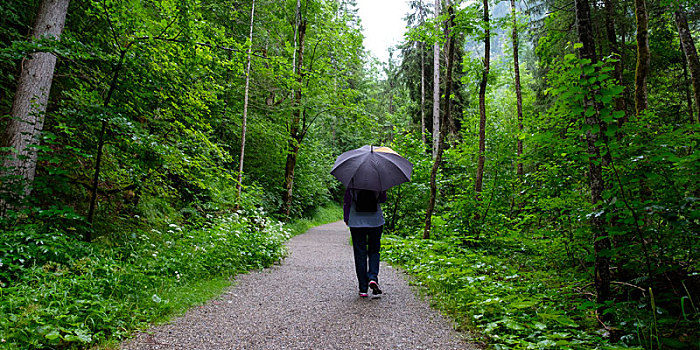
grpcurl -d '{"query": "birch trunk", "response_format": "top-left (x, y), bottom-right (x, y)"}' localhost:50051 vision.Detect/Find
top-left (421, 42), bottom-right (426, 145)
top-left (419, 0), bottom-right (426, 145)
top-left (1, 0), bottom-right (70, 205)
top-left (424, 3), bottom-right (455, 240)
top-left (431, 0), bottom-right (440, 159)
top-left (237, 0), bottom-right (256, 198)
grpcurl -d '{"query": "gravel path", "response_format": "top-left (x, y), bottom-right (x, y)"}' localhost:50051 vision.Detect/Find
top-left (122, 221), bottom-right (475, 349)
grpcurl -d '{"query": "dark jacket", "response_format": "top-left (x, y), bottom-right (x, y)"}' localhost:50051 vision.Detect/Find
top-left (343, 188), bottom-right (387, 224)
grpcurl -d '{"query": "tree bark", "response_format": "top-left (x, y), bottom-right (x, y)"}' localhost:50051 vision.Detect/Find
top-left (431, 0), bottom-right (440, 159)
top-left (418, 0), bottom-right (427, 145)
top-left (86, 46), bottom-right (130, 228)
top-left (574, 0), bottom-right (612, 315)
top-left (1, 0), bottom-right (70, 207)
top-left (510, 0), bottom-right (524, 177)
top-left (683, 52), bottom-right (694, 123)
top-left (282, 6), bottom-right (306, 218)
top-left (634, 0), bottom-right (649, 116)
top-left (475, 0), bottom-right (489, 198)
top-left (603, 0), bottom-right (627, 124)
top-left (421, 42), bottom-right (426, 145)
top-left (424, 3), bottom-right (455, 240)
top-left (674, 5), bottom-right (700, 123)
top-left (237, 0), bottom-right (256, 199)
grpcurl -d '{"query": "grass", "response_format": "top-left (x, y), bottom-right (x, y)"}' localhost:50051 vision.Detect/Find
top-left (98, 276), bottom-right (233, 349)
top-left (284, 203), bottom-right (343, 237)
top-left (0, 204), bottom-right (343, 349)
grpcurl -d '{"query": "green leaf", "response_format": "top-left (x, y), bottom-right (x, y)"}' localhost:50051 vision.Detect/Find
top-left (44, 330), bottom-right (61, 341)
top-left (532, 322), bottom-right (547, 330)
top-left (612, 110), bottom-right (625, 119)
top-left (503, 318), bottom-right (525, 330)
top-left (73, 329), bottom-right (92, 343)
top-left (554, 315), bottom-right (579, 327)
top-left (510, 300), bottom-right (538, 309)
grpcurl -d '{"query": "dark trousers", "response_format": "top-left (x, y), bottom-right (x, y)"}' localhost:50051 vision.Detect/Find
top-left (350, 226), bottom-right (383, 292)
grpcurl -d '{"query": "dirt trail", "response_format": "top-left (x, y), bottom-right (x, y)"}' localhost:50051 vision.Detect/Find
top-left (122, 221), bottom-right (474, 349)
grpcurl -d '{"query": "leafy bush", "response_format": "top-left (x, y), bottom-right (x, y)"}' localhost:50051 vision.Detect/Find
top-left (383, 235), bottom-right (623, 349)
top-left (383, 232), bottom-right (700, 349)
top-left (0, 209), bottom-right (290, 349)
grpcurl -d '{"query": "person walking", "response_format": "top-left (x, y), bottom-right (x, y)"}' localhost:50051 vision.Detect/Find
top-left (331, 145), bottom-right (412, 297)
top-left (344, 188), bottom-right (387, 297)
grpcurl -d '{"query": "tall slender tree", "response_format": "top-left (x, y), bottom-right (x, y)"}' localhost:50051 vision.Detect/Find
top-left (87, 46), bottom-right (129, 227)
top-left (282, 0), bottom-right (306, 217)
top-left (1, 0), bottom-right (70, 208)
top-left (574, 0), bottom-right (612, 313)
top-left (432, 0), bottom-right (440, 158)
top-left (674, 4), bottom-right (700, 123)
top-left (510, 0), bottom-right (524, 177)
top-left (634, 0), bottom-right (649, 115)
top-left (424, 2), bottom-right (455, 240)
top-left (237, 0), bottom-right (256, 199)
top-left (603, 0), bottom-right (627, 123)
top-left (474, 0), bottom-right (490, 198)
top-left (420, 0), bottom-right (427, 145)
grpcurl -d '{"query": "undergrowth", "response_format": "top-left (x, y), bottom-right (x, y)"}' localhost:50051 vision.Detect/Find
top-left (0, 208), bottom-right (290, 349)
top-left (283, 204), bottom-right (342, 237)
top-left (383, 234), bottom-right (700, 349)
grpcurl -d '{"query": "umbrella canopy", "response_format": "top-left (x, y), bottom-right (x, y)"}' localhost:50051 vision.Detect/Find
top-left (330, 145), bottom-right (413, 191)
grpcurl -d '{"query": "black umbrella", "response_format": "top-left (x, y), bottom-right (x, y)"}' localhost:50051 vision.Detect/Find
top-left (330, 145), bottom-right (413, 191)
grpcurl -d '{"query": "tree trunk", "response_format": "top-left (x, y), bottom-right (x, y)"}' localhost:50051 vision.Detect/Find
top-left (1, 0), bottom-right (70, 207)
top-left (424, 3), bottom-right (455, 240)
top-left (674, 5), bottom-right (700, 123)
top-left (574, 0), bottom-right (612, 316)
top-left (431, 0), bottom-right (440, 159)
top-left (282, 8), bottom-right (306, 218)
top-left (634, 0), bottom-right (649, 116)
top-left (603, 0), bottom-right (627, 124)
top-left (86, 46), bottom-right (130, 229)
top-left (389, 90), bottom-right (394, 114)
top-left (237, 0), bottom-right (256, 199)
top-left (475, 0), bottom-right (489, 198)
top-left (418, 0), bottom-right (427, 145)
top-left (683, 52), bottom-right (694, 123)
top-left (510, 0), bottom-right (523, 177)
top-left (421, 41), bottom-right (426, 145)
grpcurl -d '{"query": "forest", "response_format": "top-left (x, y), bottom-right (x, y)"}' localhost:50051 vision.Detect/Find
top-left (0, 0), bottom-right (698, 348)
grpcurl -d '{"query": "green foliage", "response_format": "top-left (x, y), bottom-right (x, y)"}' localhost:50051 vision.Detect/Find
top-left (384, 220), bottom-right (700, 349)
top-left (0, 209), bottom-right (290, 348)
top-left (382, 129), bottom-right (432, 235)
top-left (383, 234), bottom-right (620, 349)
top-left (283, 203), bottom-right (342, 237)
top-left (1, 0), bottom-right (699, 349)
top-left (388, 1), bottom-right (700, 348)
